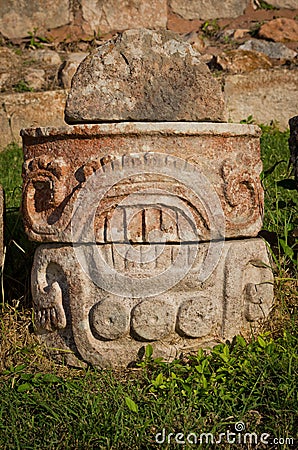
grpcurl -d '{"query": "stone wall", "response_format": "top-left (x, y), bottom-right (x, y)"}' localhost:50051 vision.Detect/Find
top-left (0, 0), bottom-right (297, 150)
top-left (1, 0), bottom-right (297, 40)
top-left (0, 91), bottom-right (67, 147)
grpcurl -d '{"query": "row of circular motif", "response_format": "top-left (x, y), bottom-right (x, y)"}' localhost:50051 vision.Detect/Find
top-left (89, 294), bottom-right (217, 342)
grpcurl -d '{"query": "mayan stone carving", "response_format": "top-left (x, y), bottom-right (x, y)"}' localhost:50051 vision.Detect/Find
top-left (31, 239), bottom-right (273, 367)
top-left (22, 29), bottom-right (274, 368)
top-left (21, 123), bottom-right (263, 243)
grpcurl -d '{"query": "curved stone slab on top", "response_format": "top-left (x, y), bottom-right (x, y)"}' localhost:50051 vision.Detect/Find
top-left (21, 122), bottom-right (263, 243)
top-left (64, 29), bottom-right (225, 124)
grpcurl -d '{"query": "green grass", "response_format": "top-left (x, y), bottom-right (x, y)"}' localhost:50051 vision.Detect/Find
top-left (0, 142), bottom-right (23, 209)
top-left (0, 126), bottom-right (297, 449)
top-left (257, 1), bottom-right (277, 10)
top-left (260, 124), bottom-right (298, 274)
top-left (0, 143), bottom-right (36, 304)
top-left (13, 80), bottom-right (34, 93)
top-left (0, 334), bottom-right (297, 449)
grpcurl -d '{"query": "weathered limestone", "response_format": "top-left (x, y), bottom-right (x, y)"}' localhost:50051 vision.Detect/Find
top-left (239, 40), bottom-right (297, 60)
top-left (0, 91), bottom-right (67, 149)
top-left (81, 0), bottom-right (167, 34)
top-left (58, 53), bottom-right (89, 89)
top-left (21, 122), bottom-right (263, 243)
top-left (217, 50), bottom-right (272, 73)
top-left (32, 239), bottom-right (273, 367)
top-left (1, 0), bottom-right (297, 42)
top-left (22, 28), bottom-right (274, 368)
top-left (224, 69), bottom-right (298, 130)
top-left (23, 120), bottom-right (274, 367)
top-left (28, 49), bottom-right (62, 66)
top-left (258, 18), bottom-right (298, 42)
top-left (267, 0), bottom-right (298, 7)
top-left (0, 186), bottom-right (3, 269)
top-left (0, 0), bottom-right (70, 39)
top-left (65, 29), bottom-right (225, 123)
top-left (169, 0), bottom-right (249, 20)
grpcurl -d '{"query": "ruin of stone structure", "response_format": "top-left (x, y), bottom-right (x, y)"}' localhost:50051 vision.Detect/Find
top-left (22, 29), bottom-right (274, 368)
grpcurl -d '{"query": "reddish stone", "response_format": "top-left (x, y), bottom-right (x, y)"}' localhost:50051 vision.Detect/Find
top-left (217, 49), bottom-right (272, 73)
top-left (259, 18), bottom-right (298, 42)
top-left (21, 122), bottom-right (263, 244)
top-left (167, 13), bottom-right (203, 34)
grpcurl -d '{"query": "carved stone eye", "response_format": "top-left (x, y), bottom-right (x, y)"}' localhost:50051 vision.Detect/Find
top-left (89, 296), bottom-right (130, 340)
top-left (32, 179), bottom-right (54, 212)
top-left (176, 296), bottom-right (216, 338)
top-left (131, 297), bottom-right (176, 341)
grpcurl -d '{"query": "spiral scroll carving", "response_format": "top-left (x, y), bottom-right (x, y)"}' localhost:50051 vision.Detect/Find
top-left (22, 155), bottom-right (69, 234)
top-left (221, 153), bottom-right (263, 229)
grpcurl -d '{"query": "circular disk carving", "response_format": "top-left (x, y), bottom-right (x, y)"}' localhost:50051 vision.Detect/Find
top-left (176, 296), bottom-right (215, 338)
top-left (89, 296), bottom-right (130, 340)
top-left (131, 297), bottom-right (176, 341)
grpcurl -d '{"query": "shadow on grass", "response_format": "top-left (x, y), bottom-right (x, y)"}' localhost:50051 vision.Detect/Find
top-left (2, 208), bottom-right (37, 307)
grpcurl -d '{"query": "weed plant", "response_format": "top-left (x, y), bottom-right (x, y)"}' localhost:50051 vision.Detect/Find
top-left (0, 125), bottom-right (297, 449)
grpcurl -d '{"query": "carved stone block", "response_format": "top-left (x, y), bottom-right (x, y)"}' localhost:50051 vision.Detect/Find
top-left (31, 238), bottom-right (274, 368)
top-left (22, 122), bottom-right (263, 243)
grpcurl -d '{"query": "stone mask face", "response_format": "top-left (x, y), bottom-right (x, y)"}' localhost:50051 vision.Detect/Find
top-left (21, 29), bottom-right (273, 368)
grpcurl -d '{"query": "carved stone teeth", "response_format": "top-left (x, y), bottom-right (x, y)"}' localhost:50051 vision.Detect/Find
top-left (51, 310), bottom-right (58, 328)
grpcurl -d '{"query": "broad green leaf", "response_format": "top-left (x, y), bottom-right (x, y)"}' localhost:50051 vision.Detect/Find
top-left (223, 345), bottom-right (229, 357)
top-left (257, 335), bottom-right (267, 348)
top-left (125, 396), bottom-right (138, 413)
top-left (201, 375), bottom-right (208, 389)
top-left (145, 344), bottom-right (153, 359)
top-left (236, 336), bottom-right (246, 347)
top-left (154, 373), bottom-right (164, 387)
top-left (20, 373), bottom-right (33, 381)
top-left (42, 374), bottom-right (61, 383)
top-left (17, 383), bottom-right (33, 392)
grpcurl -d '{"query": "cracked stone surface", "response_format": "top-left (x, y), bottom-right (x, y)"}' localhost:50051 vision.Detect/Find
top-left (0, 91), bottom-right (67, 149)
top-left (21, 122), bottom-right (263, 243)
top-left (31, 238), bottom-right (274, 368)
top-left (0, 0), bottom-right (70, 39)
top-left (65, 29), bottom-right (225, 123)
top-left (169, 0), bottom-right (249, 20)
top-left (81, 0), bottom-right (167, 35)
top-left (224, 69), bottom-right (298, 127)
top-left (239, 39), bottom-right (297, 60)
